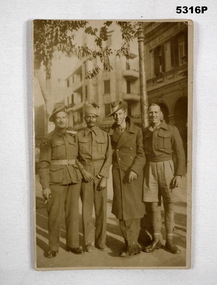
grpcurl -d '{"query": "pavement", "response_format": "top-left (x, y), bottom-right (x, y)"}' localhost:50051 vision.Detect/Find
top-left (34, 172), bottom-right (189, 270)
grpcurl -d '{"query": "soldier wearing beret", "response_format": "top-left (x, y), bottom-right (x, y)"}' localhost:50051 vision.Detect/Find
top-left (108, 101), bottom-right (146, 257)
top-left (39, 102), bottom-right (83, 258)
top-left (143, 103), bottom-right (186, 254)
top-left (76, 101), bottom-right (112, 252)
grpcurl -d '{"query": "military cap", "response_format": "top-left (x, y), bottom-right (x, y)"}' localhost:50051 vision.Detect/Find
top-left (107, 100), bottom-right (128, 117)
top-left (49, 102), bottom-right (68, 122)
top-left (84, 101), bottom-right (99, 116)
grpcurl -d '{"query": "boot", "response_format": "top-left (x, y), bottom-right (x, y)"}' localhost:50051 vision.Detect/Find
top-left (143, 238), bottom-right (162, 253)
top-left (165, 239), bottom-right (180, 254)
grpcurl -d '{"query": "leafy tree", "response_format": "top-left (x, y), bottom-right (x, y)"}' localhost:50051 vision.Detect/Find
top-left (34, 20), bottom-right (140, 79)
top-left (33, 20), bottom-right (147, 130)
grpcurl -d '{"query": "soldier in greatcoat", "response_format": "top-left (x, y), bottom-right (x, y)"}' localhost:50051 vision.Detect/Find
top-left (108, 101), bottom-right (146, 257)
top-left (39, 103), bottom-right (83, 258)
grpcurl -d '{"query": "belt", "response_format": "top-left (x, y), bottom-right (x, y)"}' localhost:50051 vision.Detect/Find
top-left (51, 159), bottom-right (76, 166)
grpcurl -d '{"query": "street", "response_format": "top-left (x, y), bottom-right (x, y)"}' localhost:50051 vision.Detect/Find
top-left (35, 173), bottom-right (189, 269)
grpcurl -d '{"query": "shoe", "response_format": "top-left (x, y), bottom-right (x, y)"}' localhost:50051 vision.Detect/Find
top-left (85, 243), bottom-right (94, 253)
top-left (119, 245), bottom-right (141, 257)
top-left (44, 250), bottom-right (57, 258)
top-left (95, 244), bottom-right (108, 251)
top-left (143, 239), bottom-right (162, 253)
top-left (165, 240), bottom-right (181, 254)
top-left (68, 246), bottom-right (83, 254)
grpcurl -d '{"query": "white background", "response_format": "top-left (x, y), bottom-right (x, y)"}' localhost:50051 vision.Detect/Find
top-left (0, 0), bottom-right (217, 284)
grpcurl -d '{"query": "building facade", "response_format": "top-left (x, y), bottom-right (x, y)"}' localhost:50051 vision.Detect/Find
top-left (63, 27), bottom-right (141, 131)
top-left (144, 22), bottom-right (188, 153)
top-left (35, 21), bottom-right (188, 154)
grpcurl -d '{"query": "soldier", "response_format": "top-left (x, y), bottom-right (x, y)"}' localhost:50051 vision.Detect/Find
top-left (39, 102), bottom-right (83, 258)
top-left (77, 101), bottom-right (112, 252)
top-left (108, 101), bottom-right (146, 257)
top-left (143, 103), bottom-right (186, 254)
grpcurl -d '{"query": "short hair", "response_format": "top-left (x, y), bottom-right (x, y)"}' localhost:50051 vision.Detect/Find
top-left (148, 103), bottom-right (161, 110)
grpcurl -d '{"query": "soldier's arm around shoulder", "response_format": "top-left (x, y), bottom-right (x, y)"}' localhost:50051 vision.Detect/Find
top-left (170, 125), bottom-right (186, 176)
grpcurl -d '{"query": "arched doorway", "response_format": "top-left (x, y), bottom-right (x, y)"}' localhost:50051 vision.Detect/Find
top-left (174, 96), bottom-right (188, 157)
top-left (159, 103), bottom-right (169, 123)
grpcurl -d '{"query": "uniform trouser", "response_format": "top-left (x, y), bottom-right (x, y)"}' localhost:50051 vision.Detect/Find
top-left (81, 179), bottom-right (107, 246)
top-left (47, 183), bottom-right (81, 251)
top-left (119, 219), bottom-right (141, 247)
top-left (143, 161), bottom-right (176, 237)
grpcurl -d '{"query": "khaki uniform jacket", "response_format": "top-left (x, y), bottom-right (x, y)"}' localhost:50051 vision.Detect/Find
top-left (76, 126), bottom-right (112, 178)
top-left (109, 117), bottom-right (146, 220)
top-left (143, 121), bottom-right (186, 176)
top-left (39, 129), bottom-right (82, 189)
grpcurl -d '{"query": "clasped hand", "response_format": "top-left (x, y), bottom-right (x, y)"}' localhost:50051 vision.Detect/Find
top-left (128, 170), bottom-right (138, 183)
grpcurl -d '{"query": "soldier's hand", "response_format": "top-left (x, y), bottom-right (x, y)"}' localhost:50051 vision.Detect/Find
top-left (170, 175), bottom-right (182, 189)
top-left (128, 170), bottom-right (138, 183)
top-left (82, 169), bottom-right (94, 182)
top-left (42, 188), bottom-right (51, 201)
top-left (98, 177), bottom-right (107, 191)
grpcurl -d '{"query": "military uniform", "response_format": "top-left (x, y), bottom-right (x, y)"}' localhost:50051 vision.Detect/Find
top-left (142, 119), bottom-right (186, 254)
top-left (109, 117), bottom-right (146, 252)
top-left (77, 126), bottom-right (111, 248)
top-left (39, 129), bottom-right (82, 252)
top-left (143, 120), bottom-right (186, 203)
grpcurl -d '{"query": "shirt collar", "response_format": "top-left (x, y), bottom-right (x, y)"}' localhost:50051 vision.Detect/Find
top-left (54, 128), bottom-right (67, 136)
top-left (84, 126), bottom-right (99, 136)
top-left (148, 120), bottom-right (168, 132)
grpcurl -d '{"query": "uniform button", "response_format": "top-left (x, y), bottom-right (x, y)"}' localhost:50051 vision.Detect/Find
top-left (118, 158), bottom-right (121, 161)
top-left (117, 149), bottom-right (119, 151)
top-left (130, 147), bottom-right (132, 150)
top-left (130, 157), bottom-right (133, 159)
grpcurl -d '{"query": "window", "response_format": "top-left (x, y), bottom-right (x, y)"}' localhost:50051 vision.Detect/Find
top-left (71, 94), bottom-right (74, 106)
top-left (104, 80), bottom-right (110, 94)
top-left (126, 80), bottom-right (131, 94)
top-left (170, 31), bottom-right (187, 67)
top-left (127, 104), bottom-right (131, 117)
top-left (126, 59), bottom-right (130, 70)
top-left (105, 104), bottom-right (111, 116)
top-left (154, 45), bottom-right (165, 75)
top-left (66, 78), bottom-right (70, 87)
top-left (73, 109), bottom-right (83, 125)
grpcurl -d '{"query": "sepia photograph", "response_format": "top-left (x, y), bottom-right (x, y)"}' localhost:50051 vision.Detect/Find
top-left (33, 19), bottom-right (192, 270)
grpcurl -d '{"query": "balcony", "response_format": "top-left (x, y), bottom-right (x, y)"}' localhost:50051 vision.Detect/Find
top-left (122, 70), bottom-right (139, 80)
top-left (123, 92), bottom-right (140, 102)
top-left (72, 81), bottom-right (82, 92)
top-left (147, 64), bottom-right (188, 90)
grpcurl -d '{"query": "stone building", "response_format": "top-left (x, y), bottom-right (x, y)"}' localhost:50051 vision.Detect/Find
top-left (144, 22), bottom-right (188, 153)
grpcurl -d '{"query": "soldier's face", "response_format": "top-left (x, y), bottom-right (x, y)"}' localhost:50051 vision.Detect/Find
top-left (149, 106), bottom-right (161, 126)
top-left (113, 108), bottom-right (127, 126)
top-left (54, 111), bottom-right (68, 129)
top-left (85, 114), bottom-right (98, 128)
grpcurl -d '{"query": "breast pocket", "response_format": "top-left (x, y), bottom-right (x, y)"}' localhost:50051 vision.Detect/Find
top-left (157, 131), bottom-right (171, 150)
top-left (78, 137), bottom-right (91, 155)
top-left (96, 137), bottom-right (107, 153)
top-left (51, 139), bottom-right (65, 158)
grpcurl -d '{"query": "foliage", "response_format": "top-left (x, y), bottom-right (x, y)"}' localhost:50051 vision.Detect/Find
top-left (33, 20), bottom-right (142, 79)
